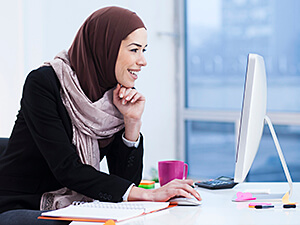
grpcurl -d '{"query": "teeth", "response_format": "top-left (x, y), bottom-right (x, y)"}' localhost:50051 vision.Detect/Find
top-left (128, 70), bottom-right (139, 76)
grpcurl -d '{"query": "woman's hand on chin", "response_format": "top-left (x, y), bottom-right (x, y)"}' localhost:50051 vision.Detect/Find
top-left (113, 84), bottom-right (145, 141)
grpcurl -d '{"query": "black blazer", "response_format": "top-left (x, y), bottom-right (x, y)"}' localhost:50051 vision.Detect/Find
top-left (0, 66), bottom-right (144, 213)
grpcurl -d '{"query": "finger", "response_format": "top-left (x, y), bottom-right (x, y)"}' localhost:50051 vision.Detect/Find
top-left (168, 179), bottom-right (193, 186)
top-left (170, 189), bottom-right (192, 199)
top-left (184, 182), bottom-right (202, 200)
top-left (192, 191), bottom-right (202, 201)
top-left (179, 180), bottom-right (201, 200)
top-left (118, 85), bottom-right (127, 99)
top-left (119, 86), bottom-right (136, 104)
top-left (168, 179), bottom-right (201, 200)
top-left (124, 89), bottom-right (138, 102)
top-left (114, 84), bottom-right (121, 96)
top-left (121, 88), bottom-right (139, 105)
top-left (113, 84), bottom-right (122, 105)
top-left (185, 185), bottom-right (201, 200)
top-left (130, 92), bottom-right (144, 103)
top-left (181, 179), bottom-right (194, 185)
top-left (174, 182), bottom-right (194, 194)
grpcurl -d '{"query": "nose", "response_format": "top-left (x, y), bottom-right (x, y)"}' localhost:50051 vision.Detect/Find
top-left (137, 53), bottom-right (147, 67)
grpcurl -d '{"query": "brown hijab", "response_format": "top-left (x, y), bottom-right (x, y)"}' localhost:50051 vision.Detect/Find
top-left (68, 6), bottom-right (146, 102)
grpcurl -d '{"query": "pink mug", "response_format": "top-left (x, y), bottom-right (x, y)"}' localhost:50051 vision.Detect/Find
top-left (158, 160), bottom-right (188, 186)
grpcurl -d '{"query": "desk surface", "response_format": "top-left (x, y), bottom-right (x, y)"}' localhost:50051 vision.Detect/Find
top-left (73, 182), bottom-right (300, 225)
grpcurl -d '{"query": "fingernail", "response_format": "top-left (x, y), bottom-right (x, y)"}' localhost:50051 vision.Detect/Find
top-left (120, 94), bottom-right (123, 98)
top-left (126, 97), bottom-right (130, 101)
top-left (122, 99), bottom-right (126, 105)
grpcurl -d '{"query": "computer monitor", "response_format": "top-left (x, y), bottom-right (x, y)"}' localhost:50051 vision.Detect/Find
top-left (234, 53), bottom-right (293, 199)
top-left (234, 53), bottom-right (267, 183)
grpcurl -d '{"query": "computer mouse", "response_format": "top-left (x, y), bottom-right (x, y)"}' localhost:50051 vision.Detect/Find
top-left (168, 196), bottom-right (202, 206)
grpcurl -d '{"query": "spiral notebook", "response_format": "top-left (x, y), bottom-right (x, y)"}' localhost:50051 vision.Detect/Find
top-left (39, 201), bottom-right (170, 222)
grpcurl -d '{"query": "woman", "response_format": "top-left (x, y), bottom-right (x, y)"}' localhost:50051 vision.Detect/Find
top-left (0, 6), bottom-right (201, 224)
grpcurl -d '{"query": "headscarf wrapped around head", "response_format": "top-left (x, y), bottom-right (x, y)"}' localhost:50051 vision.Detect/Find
top-left (68, 6), bottom-right (146, 102)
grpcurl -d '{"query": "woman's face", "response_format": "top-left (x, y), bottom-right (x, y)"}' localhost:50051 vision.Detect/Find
top-left (115, 28), bottom-right (147, 88)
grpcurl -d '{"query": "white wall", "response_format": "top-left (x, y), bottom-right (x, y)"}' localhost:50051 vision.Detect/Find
top-left (0, 0), bottom-right (177, 179)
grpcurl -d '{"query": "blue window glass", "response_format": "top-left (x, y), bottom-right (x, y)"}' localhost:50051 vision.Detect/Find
top-left (248, 124), bottom-right (300, 181)
top-left (186, 121), bottom-right (236, 179)
top-left (186, 0), bottom-right (300, 111)
top-left (185, 0), bottom-right (300, 181)
top-left (186, 121), bottom-right (300, 181)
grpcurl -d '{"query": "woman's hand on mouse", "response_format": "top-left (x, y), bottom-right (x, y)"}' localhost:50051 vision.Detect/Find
top-left (127, 179), bottom-right (202, 202)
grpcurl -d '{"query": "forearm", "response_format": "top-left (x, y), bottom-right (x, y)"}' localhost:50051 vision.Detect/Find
top-left (127, 186), bottom-right (153, 201)
top-left (124, 117), bottom-right (142, 142)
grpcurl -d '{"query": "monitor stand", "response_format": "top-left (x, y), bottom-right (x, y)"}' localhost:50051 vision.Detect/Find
top-left (233, 115), bottom-right (293, 202)
top-left (261, 115), bottom-right (293, 201)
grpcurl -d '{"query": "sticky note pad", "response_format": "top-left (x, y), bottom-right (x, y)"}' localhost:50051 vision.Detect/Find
top-left (282, 191), bottom-right (297, 205)
top-left (138, 180), bottom-right (155, 189)
top-left (235, 192), bottom-right (256, 202)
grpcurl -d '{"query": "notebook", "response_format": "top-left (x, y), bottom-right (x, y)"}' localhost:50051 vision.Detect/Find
top-left (39, 200), bottom-right (170, 223)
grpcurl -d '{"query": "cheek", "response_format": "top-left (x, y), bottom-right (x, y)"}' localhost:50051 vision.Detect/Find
top-left (115, 67), bottom-right (122, 83)
top-left (115, 64), bottom-right (126, 84)
top-left (115, 56), bottom-right (123, 75)
top-left (115, 51), bottom-right (133, 82)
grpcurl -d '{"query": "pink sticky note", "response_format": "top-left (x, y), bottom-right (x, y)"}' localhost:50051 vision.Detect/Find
top-left (235, 192), bottom-right (256, 201)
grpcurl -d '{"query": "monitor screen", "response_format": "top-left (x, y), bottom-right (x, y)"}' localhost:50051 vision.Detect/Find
top-left (234, 53), bottom-right (267, 183)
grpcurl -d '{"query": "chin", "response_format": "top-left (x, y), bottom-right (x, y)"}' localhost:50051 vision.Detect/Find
top-left (121, 82), bottom-right (135, 88)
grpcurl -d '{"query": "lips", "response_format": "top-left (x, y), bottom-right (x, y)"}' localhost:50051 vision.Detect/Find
top-left (128, 69), bottom-right (140, 79)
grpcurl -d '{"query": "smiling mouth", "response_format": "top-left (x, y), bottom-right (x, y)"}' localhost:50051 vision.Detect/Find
top-left (128, 69), bottom-right (140, 78)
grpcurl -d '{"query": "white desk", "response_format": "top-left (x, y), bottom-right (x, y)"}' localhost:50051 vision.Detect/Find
top-left (72, 182), bottom-right (300, 225)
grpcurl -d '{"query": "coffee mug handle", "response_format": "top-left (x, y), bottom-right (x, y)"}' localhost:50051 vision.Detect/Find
top-left (183, 163), bottom-right (188, 179)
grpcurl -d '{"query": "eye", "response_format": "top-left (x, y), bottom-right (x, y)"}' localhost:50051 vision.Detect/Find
top-left (130, 49), bottom-right (138, 53)
top-left (142, 48), bottom-right (147, 53)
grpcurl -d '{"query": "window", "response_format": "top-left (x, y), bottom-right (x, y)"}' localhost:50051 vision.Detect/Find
top-left (182, 0), bottom-right (300, 181)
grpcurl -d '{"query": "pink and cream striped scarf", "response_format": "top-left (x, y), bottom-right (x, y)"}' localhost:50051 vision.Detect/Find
top-left (40, 51), bottom-right (124, 210)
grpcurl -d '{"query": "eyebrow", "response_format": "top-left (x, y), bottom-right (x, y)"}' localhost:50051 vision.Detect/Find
top-left (127, 43), bottom-right (148, 48)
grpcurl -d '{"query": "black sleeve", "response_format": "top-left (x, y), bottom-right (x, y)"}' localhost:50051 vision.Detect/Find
top-left (105, 131), bottom-right (144, 187)
top-left (21, 68), bottom-right (136, 202)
